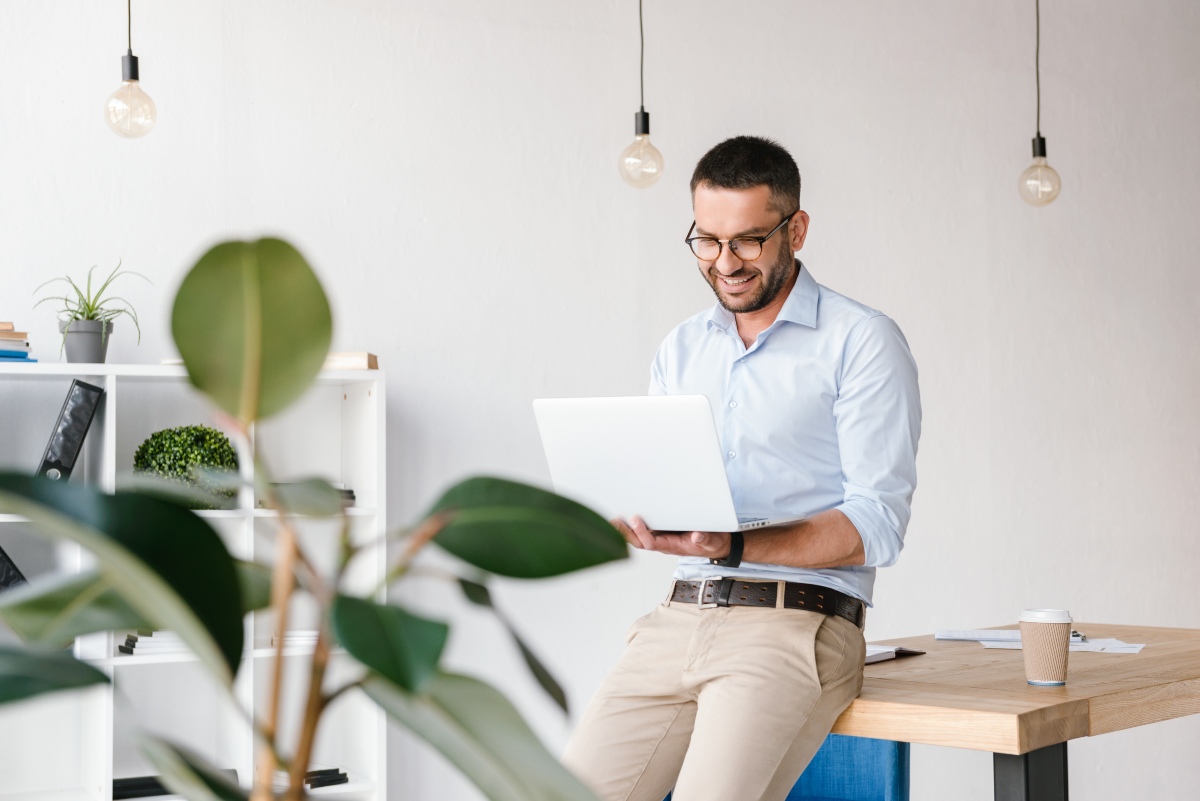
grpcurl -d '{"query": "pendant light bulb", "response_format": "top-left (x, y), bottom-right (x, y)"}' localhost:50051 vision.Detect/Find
top-left (619, 108), bottom-right (663, 188)
top-left (105, 53), bottom-right (156, 139)
top-left (1018, 137), bottom-right (1060, 206)
top-left (107, 2), bottom-right (155, 138)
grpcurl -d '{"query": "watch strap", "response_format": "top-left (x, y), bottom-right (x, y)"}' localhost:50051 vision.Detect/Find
top-left (710, 531), bottom-right (744, 569)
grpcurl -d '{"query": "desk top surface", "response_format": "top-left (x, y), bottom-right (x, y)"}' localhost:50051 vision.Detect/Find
top-left (831, 622), bottom-right (1200, 754)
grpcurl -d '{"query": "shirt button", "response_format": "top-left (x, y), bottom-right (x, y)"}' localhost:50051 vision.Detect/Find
top-left (728, 451), bottom-right (736, 459)
top-left (729, 401), bottom-right (737, 408)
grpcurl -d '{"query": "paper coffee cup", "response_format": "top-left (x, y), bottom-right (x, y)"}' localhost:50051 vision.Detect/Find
top-left (1019, 609), bottom-right (1072, 686)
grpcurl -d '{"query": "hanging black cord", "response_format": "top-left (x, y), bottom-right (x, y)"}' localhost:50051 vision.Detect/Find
top-left (1035, 0), bottom-right (1041, 136)
top-left (639, 0), bottom-right (645, 108)
top-left (127, 0), bottom-right (132, 51)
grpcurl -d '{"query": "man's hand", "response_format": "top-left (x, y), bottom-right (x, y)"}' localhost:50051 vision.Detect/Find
top-left (612, 516), bottom-right (731, 560)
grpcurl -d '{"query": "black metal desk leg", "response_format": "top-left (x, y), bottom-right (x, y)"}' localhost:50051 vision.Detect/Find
top-left (993, 743), bottom-right (1068, 801)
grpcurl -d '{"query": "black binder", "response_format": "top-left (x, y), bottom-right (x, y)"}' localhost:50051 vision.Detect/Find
top-left (0, 543), bottom-right (26, 590)
top-left (36, 379), bottom-right (104, 482)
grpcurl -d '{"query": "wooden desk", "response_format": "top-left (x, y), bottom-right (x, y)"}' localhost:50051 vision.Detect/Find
top-left (831, 623), bottom-right (1200, 800)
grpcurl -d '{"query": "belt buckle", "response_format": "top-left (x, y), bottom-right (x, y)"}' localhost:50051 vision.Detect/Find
top-left (696, 576), bottom-right (723, 610)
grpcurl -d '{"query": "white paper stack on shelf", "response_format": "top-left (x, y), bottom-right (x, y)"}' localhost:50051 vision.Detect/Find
top-left (118, 630), bottom-right (189, 656)
top-left (271, 629), bottom-right (320, 649)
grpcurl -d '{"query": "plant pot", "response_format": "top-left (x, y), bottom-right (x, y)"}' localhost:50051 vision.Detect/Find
top-left (59, 320), bottom-right (114, 364)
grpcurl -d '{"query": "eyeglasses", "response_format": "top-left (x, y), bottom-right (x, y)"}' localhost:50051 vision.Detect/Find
top-left (684, 211), bottom-right (797, 262)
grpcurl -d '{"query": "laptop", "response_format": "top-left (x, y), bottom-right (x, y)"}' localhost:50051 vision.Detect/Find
top-left (533, 395), bottom-right (806, 533)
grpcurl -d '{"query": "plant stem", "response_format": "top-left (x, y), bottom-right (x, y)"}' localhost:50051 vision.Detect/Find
top-left (376, 512), bottom-right (448, 594)
top-left (251, 514), bottom-right (300, 800)
top-left (286, 622), bottom-right (332, 800)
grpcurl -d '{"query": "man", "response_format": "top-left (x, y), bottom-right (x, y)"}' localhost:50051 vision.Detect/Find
top-left (563, 136), bottom-right (921, 801)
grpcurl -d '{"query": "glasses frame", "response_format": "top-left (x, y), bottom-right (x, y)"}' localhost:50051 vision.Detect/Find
top-left (684, 211), bottom-right (798, 262)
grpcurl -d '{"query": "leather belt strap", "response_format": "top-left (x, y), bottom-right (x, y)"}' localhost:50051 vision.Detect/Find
top-left (670, 579), bottom-right (865, 629)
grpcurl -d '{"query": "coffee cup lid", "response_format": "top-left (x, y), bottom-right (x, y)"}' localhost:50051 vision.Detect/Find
top-left (1019, 608), bottom-right (1072, 624)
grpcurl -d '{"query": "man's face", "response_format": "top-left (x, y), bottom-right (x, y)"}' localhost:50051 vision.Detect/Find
top-left (691, 183), bottom-right (806, 315)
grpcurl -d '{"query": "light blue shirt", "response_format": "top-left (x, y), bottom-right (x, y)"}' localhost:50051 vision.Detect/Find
top-left (650, 263), bottom-right (921, 606)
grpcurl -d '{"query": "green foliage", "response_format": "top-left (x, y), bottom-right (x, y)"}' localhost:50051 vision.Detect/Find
top-left (133, 426), bottom-right (239, 510)
top-left (171, 238), bottom-right (332, 425)
top-left (0, 475), bottom-right (246, 683)
top-left (140, 739), bottom-right (248, 801)
top-left (431, 477), bottom-right (627, 578)
top-left (0, 645), bottom-right (110, 704)
top-left (331, 595), bottom-right (449, 693)
top-left (364, 672), bottom-right (599, 801)
top-left (34, 262), bottom-right (149, 343)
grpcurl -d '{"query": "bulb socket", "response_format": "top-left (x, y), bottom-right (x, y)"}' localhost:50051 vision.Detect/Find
top-left (634, 107), bottom-right (650, 136)
top-left (122, 49), bottom-right (139, 82)
top-left (1032, 135), bottom-right (1047, 158)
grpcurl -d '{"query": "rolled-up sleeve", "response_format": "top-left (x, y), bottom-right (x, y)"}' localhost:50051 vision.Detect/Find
top-left (833, 314), bottom-right (921, 568)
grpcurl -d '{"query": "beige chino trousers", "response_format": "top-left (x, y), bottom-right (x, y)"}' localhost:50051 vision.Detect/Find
top-left (563, 596), bottom-right (865, 801)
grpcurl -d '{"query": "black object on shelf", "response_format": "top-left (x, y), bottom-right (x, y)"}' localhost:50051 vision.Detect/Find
top-left (0, 543), bottom-right (27, 591)
top-left (37, 379), bottom-right (104, 482)
top-left (114, 769), bottom-right (237, 799)
top-left (307, 771), bottom-right (349, 789)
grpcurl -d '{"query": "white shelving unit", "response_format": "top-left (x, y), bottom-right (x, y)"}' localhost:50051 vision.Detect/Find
top-left (0, 363), bottom-right (387, 801)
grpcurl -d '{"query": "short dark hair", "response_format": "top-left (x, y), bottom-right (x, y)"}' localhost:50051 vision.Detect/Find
top-left (690, 136), bottom-right (801, 214)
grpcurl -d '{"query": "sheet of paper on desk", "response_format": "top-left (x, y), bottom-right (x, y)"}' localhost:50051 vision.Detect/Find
top-left (981, 638), bottom-right (1145, 654)
top-left (936, 629), bottom-right (1085, 643)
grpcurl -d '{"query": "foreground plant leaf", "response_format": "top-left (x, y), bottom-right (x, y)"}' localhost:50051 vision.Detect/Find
top-left (171, 237), bottom-right (332, 425)
top-left (0, 571), bottom-right (148, 648)
top-left (429, 477), bottom-right (626, 578)
top-left (332, 596), bottom-right (448, 693)
top-left (140, 737), bottom-right (248, 801)
top-left (0, 645), bottom-right (109, 705)
top-left (364, 671), bottom-right (599, 801)
top-left (0, 560), bottom-right (269, 650)
top-left (270, 477), bottom-right (344, 517)
top-left (458, 579), bottom-right (568, 713)
top-left (0, 474), bottom-right (244, 682)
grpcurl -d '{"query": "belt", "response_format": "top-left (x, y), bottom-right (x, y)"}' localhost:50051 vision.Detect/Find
top-left (670, 579), bottom-right (865, 628)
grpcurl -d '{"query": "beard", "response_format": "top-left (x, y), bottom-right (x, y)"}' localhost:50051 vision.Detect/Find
top-left (702, 245), bottom-right (796, 314)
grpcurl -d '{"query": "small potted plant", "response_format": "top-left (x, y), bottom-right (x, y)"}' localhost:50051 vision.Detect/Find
top-left (35, 263), bottom-right (148, 363)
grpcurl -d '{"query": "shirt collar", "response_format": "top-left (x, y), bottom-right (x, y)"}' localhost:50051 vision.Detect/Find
top-left (707, 260), bottom-right (818, 331)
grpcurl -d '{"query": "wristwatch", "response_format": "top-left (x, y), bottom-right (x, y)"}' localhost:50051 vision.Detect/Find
top-left (709, 531), bottom-right (744, 569)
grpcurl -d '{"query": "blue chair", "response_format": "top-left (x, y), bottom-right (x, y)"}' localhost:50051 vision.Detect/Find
top-left (664, 734), bottom-right (909, 801)
top-left (787, 734), bottom-right (909, 801)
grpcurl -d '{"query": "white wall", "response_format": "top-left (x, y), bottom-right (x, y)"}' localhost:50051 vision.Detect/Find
top-left (3, 1), bottom-right (1199, 799)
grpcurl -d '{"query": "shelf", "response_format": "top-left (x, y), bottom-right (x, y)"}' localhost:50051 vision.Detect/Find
top-left (0, 363), bottom-right (382, 385)
top-left (252, 507), bottom-right (376, 518)
top-left (2, 360), bottom-right (386, 798)
top-left (0, 790), bottom-right (95, 801)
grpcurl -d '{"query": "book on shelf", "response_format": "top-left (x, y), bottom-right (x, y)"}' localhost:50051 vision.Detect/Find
top-left (274, 766), bottom-right (349, 791)
top-left (117, 630), bottom-right (191, 656)
top-left (0, 330), bottom-right (29, 339)
top-left (323, 351), bottom-right (378, 370)
top-left (37, 380), bottom-right (104, 481)
top-left (0, 322), bottom-right (14, 331)
top-left (160, 351), bottom-right (379, 370)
